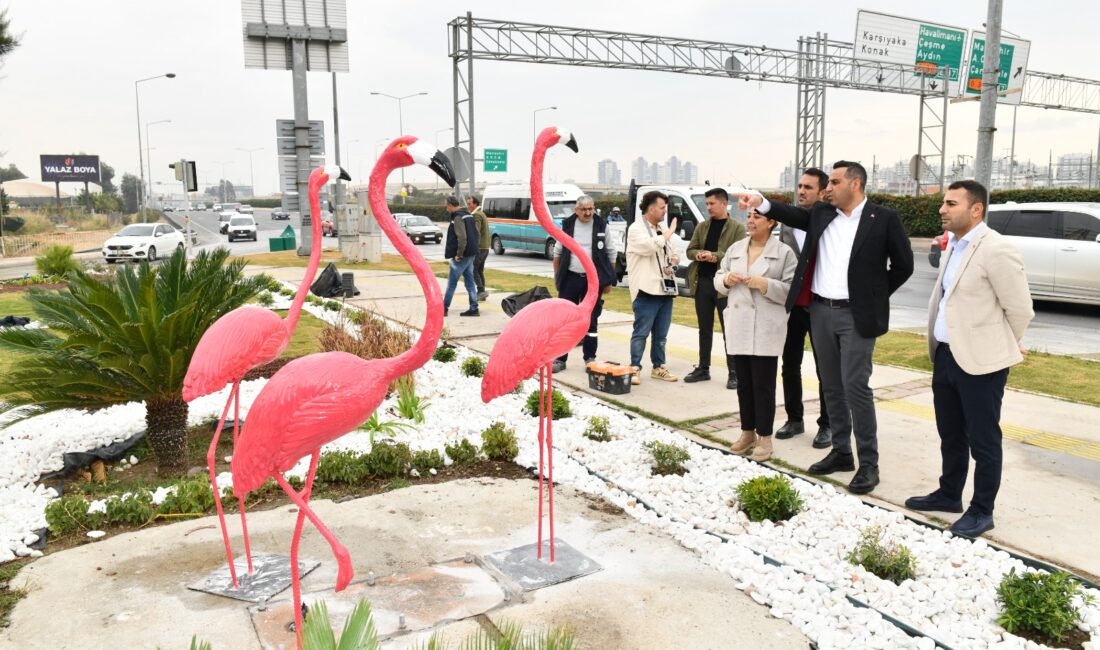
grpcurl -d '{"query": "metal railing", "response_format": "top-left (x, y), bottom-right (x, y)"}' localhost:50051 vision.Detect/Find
top-left (0, 230), bottom-right (112, 258)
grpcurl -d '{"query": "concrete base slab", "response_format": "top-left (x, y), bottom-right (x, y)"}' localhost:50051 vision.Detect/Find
top-left (250, 559), bottom-right (507, 649)
top-left (481, 538), bottom-right (601, 591)
top-left (187, 553), bottom-right (319, 603)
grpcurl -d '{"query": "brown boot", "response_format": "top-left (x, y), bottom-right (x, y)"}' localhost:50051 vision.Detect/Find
top-left (730, 430), bottom-right (756, 455)
top-left (751, 435), bottom-right (773, 462)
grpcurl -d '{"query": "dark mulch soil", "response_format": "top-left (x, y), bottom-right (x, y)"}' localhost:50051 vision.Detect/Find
top-left (1011, 626), bottom-right (1090, 650)
top-left (0, 282), bottom-right (67, 294)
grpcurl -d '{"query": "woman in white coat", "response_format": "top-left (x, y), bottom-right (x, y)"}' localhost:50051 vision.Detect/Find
top-left (714, 210), bottom-right (797, 461)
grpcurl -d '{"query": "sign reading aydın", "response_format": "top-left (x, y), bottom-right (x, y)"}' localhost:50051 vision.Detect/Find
top-left (854, 10), bottom-right (968, 94)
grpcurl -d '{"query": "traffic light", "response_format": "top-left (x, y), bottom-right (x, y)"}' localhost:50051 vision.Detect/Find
top-left (168, 160), bottom-right (199, 192)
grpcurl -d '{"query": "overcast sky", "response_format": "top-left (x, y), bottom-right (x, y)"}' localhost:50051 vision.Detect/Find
top-left (1, 0), bottom-right (1098, 195)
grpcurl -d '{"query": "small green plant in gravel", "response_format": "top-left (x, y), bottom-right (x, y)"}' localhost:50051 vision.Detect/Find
top-left (411, 449), bottom-right (444, 475)
top-left (256, 292), bottom-right (275, 308)
top-left (734, 474), bottom-right (804, 523)
top-left (317, 450), bottom-right (371, 485)
top-left (395, 378), bottom-right (429, 424)
top-left (280, 287), bottom-right (295, 298)
top-left (157, 476), bottom-right (216, 515)
top-left (482, 422), bottom-right (519, 461)
top-left (306, 294), bottom-right (324, 305)
top-left (583, 416), bottom-right (611, 442)
top-left (45, 495), bottom-right (104, 535)
top-left (845, 526), bottom-right (918, 585)
top-left (357, 413), bottom-right (413, 445)
top-left (445, 438), bottom-right (480, 465)
top-left (996, 568), bottom-right (1094, 643)
top-left (461, 355), bottom-right (485, 378)
top-left (105, 492), bottom-right (156, 526)
top-left (644, 440), bottom-right (690, 476)
top-left (367, 441), bottom-right (412, 478)
top-left (525, 388), bottom-right (572, 419)
top-left (324, 299), bottom-right (342, 311)
top-left (432, 345), bottom-right (457, 363)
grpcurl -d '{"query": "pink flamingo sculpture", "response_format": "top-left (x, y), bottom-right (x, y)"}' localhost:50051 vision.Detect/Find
top-left (183, 164), bottom-right (349, 588)
top-left (230, 136), bottom-right (455, 648)
top-left (481, 126), bottom-right (582, 563)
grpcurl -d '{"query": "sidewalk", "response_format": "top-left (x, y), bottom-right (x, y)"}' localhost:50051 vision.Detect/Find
top-left (255, 263), bottom-right (1100, 580)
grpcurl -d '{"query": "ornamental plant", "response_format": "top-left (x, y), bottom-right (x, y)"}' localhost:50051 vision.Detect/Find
top-left (583, 416), bottom-right (611, 442)
top-left (997, 568), bottom-right (1094, 643)
top-left (481, 422), bottom-right (519, 461)
top-left (524, 388), bottom-right (571, 419)
top-left (644, 440), bottom-right (690, 476)
top-left (432, 345), bottom-right (457, 363)
top-left (845, 526), bottom-right (918, 585)
top-left (445, 438), bottom-right (480, 465)
top-left (461, 355), bottom-right (485, 378)
top-left (734, 475), bottom-right (804, 523)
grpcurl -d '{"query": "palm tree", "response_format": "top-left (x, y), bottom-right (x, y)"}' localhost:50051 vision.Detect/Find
top-left (0, 248), bottom-right (269, 475)
top-left (0, 8), bottom-right (20, 60)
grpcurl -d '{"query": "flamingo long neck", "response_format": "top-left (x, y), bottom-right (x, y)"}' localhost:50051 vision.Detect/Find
top-left (369, 155), bottom-right (443, 374)
top-left (284, 172), bottom-right (326, 332)
top-left (531, 139), bottom-right (598, 313)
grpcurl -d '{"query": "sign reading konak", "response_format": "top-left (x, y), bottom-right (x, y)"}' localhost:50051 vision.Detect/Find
top-left (854, 10), bottom-right (968, 94)
top-left (40, 155), bottom-right (101, 183)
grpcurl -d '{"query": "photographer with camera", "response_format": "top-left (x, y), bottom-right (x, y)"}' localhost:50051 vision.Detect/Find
top-left (714, 209), bottom-right (797, 461)
top-left (626, 190), bottom-right (680, 384)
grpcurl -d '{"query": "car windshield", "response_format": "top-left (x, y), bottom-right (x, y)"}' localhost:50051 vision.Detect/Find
top-left (691, 193), bottom-right (748, 223)
top-left (406, 216), bottom-right (433, 227)
top-left (546, 201), bottom-right (574, 219)
top-left (230, 218), bottom-right (252, 226)
top-left (118, 225), bottom-right (155, 237)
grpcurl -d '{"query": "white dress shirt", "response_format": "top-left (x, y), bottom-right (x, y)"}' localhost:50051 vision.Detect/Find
top-left (759, 197), bottom-right (867, 300)
top-left (933, 222), bottom-right (987, 345)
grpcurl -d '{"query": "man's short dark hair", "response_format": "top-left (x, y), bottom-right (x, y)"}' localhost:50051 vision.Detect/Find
top-left (947, 180), bottom-right (988, 216)
top-left (445, 195), bottom-right (461, 207)
top-left (704, 187), bottom-right (729, 202)
top-left (640, 190), bottom-right (668, 213)
top-left (467, 195), bottom-right (481, 206)
top-left (802, 167), bottom-right (828, 190)
top-left (832, 160), bottom-right (868, 190)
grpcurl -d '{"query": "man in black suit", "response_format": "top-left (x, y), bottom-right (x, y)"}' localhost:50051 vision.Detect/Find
top-left (737, 161), bottom-right (913, 495)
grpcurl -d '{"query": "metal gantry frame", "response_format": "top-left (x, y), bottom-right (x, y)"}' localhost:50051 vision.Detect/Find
top-left (448, 14), bottom-right (1100, 197)
top-left (917, 75), bottom-right (951, 195)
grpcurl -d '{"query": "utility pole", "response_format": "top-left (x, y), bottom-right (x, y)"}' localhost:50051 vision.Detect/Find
top-left (974, 0), bottom-right (1004, 189)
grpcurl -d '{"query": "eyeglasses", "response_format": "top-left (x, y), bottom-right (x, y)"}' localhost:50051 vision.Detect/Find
top-left (577, 207), bottom-right (595, 212)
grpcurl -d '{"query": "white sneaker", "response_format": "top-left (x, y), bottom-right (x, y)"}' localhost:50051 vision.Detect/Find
top-left (630, 366), bottom-right (642, 385)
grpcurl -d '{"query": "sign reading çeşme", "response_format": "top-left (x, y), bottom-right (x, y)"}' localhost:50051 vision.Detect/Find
top-left (854, 10), bottom-right (968, 95)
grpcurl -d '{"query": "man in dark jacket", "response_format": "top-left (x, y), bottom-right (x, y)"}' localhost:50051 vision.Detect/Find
top-left (737, 161), bottom-right (914, 495)
top-left (551, 195), bottom-right (616, 372)
top-left (443, 195), bottom-right (480, 317)
top-left (468, 195), bottom-right (491, 301)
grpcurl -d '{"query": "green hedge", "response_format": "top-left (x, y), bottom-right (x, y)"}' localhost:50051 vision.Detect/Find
top-left (242, 198), bottom-right (282, 208)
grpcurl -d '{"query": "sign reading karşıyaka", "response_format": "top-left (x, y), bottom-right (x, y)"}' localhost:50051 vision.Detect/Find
top-left (854, 10), bottom-right (968, 94)
top-left (40, 155), bottom-right (101, 183)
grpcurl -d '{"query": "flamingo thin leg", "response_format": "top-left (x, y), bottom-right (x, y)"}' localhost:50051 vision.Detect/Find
top-left (537, 365), bottom-right (547, 559)
top-left (274, 468), bottom-right (354, 589)
top-left (546, 362), bottom-right (556, 564)
top-left (230, 382), bottom-right (254, 574)
top-left (284, 452), bottom-right (320, 650)
top-left (207, 387), bottom-right (239, 588)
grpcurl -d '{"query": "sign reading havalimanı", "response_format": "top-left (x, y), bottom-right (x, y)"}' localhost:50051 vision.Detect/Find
top-left (854, 10), bottom-right (968, 95)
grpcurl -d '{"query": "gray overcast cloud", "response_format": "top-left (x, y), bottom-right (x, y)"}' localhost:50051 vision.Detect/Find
top-left (1, 0), bottom-right (1097, 194)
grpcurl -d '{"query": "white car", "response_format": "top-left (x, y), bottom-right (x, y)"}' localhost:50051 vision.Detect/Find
top-left (102, 223), bottom-right (185, 263)
top-left (227, 215), bottom-right (258, 242)
top-left (239, 204), bottom-right (255, 215)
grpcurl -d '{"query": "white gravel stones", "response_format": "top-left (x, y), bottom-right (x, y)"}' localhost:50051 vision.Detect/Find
top-left (86, 530), bottom-right (106, 539)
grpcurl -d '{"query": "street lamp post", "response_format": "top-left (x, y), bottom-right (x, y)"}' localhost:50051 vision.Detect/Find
top-left (348, 139), bottom-right (361, 181)
top-left (145, 120), bottom-right (170, 209)
top-left (532, 106), bottom-right (557, 143)
top-left (135, 73), bottom-right (175, 222)
top-left (435, 127), bottom-right (453, 192)
top-left (237, 147), bottom-right (262, 199)
top-left (370, 91), bottom-right (428, 203)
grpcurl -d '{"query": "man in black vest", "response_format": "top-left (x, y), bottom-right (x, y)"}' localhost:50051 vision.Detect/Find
top-left (737, 161), bottom-right (913, 495)
top-left (551, 195), bottom-right (617, 372)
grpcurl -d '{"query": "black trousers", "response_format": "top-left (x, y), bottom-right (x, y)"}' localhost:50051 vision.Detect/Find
top-left (557, 270), bottom-right (603, 362)
top-left (781, 306), bottom-right (830, 427)
top-left (694, 279), bottom-right (735, 373)
top-left (933, 344), bottom-right (1009, 516)
top-left (474, 249), bottom-right (489, 293)
top-left (732, 355), bottom-right (778, 437)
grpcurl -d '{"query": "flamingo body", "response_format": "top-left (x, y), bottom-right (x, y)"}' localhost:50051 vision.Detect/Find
top-left (183, 307), bottom-right (288, 401)
top-left (481, 299), bottom-right (589, 401)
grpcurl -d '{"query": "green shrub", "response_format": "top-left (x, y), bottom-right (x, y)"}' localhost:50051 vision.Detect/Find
top-left (260, 275), bottom-right (283, 292)
top-left (411, 449), bottom-right (444, 475)
top-left (445, 438), bottom-right (480, 465)
top-left (845, 526), bottom-right (918, 585)
top-left (157, 477), bottom-right (216, 515)
top-left (301, 598), bottom-right (378, 650)
top-left (481, 422), bottom-right (519, 461)
top-left (323, 300), bottom-right (342, 311)
top-left (461, 356), bottom-right (485, 378)
top-left (432, 346), bottom-right (457, 363)
top-left (34, 244), bottom-right (80, 276)
top-left (105, 492), bottom-right (155, 526)
top-left (279, 287), bottom-right (295, 298)
top-left (395, 377), bottom-right (429, 424)
top-left (256, 292), bottom-right (275, 308)
top-left (367, 441), bottom-right (411, 478)
top-left (644, 440), bottom-right (690, 476)
top-left (735, 475), bottom-right (804, 523)
top-left (583, 416), bottom-right (611, 442)
top-left (317, 450), bottom-right (371, 485)
top-left (357, 412), bottom-right (414, 444)
top-left (44, 495), bottom-right (101, 535)
top-left (524, 388), bottom-right (572, 419)
top-left (306, 294), bottom-right (323, 305)
top-left (997, 568), bottom-right (1094, 643)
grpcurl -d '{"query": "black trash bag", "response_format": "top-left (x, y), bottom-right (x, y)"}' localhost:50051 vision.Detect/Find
top-left (501, 285), bottom-right (552, 317)
top-left (38, 431), bottom-right (146, 481)
top-left (0, 315), bottom-right (31, 327)
top-left (310, 262), bottom-right (344, 298)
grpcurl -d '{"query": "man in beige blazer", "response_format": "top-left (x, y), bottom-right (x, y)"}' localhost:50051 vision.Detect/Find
top-left (906, 180), bottom-right (1034, 539)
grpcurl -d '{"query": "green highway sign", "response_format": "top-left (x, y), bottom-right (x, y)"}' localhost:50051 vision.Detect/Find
top-left (964, 32), bottom-right (1031, 105)
top-left (854, 11), bottom-right (968, 94)
top-left (484, 149), bottom-right (507, 172)
top-left (914, 23), bottom-right (965, 82)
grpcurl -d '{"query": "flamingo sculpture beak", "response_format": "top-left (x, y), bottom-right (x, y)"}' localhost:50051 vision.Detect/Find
top-left (322, 165), bottom-right (351, 183)
top-left (558, 129), bottom-right (579, 153)
top-left (408, 140), bottom-right (457, 188)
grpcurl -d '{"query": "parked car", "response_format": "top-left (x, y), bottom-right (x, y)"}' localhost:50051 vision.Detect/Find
top-left (397, 214), bottom-right (443, 244)
top-left (929, 202), bottom-right (1100, 305)
top-left (101, 223), bottom-right (185, 263)
top-left (212, 203), bottom-right (223, 212)
top-left (162, 206), bottom-right (175, 212)
top-left (271, 208), bottom-right (290, 220)
top-left (239, 204), bottom-right (255, 215)
top-left (218, 210), bottom-right (235, 234)
top-left (227, 216), bottom-right (258, 242)
top-left (193, 202), bottom-right (207, 211)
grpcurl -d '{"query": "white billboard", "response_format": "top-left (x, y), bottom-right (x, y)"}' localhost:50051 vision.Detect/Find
top-left (963, 32), bottom-right (1031, 105)
top-left (241, 0), bottom-right (349, 73)
top-left (854, 10), bottom-right (968, 95)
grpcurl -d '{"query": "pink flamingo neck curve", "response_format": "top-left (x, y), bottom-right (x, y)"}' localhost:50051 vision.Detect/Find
top-left (282, 168), bottom-right (328, 333)
top-left (532, 127), bottom-right (598, 313)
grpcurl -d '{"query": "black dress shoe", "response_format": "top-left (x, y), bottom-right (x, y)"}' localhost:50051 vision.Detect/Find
top-left (683, 366), bottom-right (710, 383)
top-left (949, 511), bottom-right (995, 538)
top-left (808, 449), bottom-right (855, 475)
top-left (848, 465), bottom-right (880, 495)
top-left (812, 426), bottom-right (833, 449)
top-left (775, 420), bottom-right (805, 439)
top-left (904, 493), bottom-right (963, 513)
top-left (459, 308), bottom-right (480, 317)
top-left (551, 359), bottom-right (567, 373)
top-left (726, 373), bottom-right (738, 390)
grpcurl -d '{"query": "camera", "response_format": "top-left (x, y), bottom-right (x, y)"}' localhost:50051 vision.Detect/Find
top-left (661, 278), bottom-right (678, 295)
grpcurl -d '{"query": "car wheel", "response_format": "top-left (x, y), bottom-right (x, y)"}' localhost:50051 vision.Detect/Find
top-left (544, 239), bottom-right (554, 260)
top-left (177, 243), bottom-right (185, 252)
top-left (147, 246), bottom-right (157, 262)
top-left (492, 235), bottom-right (504, 255)
top-left (252, 234), bottom-right (257, 241)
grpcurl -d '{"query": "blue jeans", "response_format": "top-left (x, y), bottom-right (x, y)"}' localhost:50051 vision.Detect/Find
top-left (630, 292), bottom-right (673, 369)
top-left (444, 256), bottom-right (478, 311)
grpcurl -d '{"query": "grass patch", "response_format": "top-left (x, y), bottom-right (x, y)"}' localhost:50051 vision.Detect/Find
top-left (0, 558), bottom-right (32, 627)
top-left (0, 291), bottom-right (36, 380)
top-left (237, 250), bottom-right (449, 275)
top-left (274, 309), bottom-right (328, 358)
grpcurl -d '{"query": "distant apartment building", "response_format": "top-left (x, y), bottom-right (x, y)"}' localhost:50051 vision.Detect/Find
top-left (597, 159), bottom-right (622, 186)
